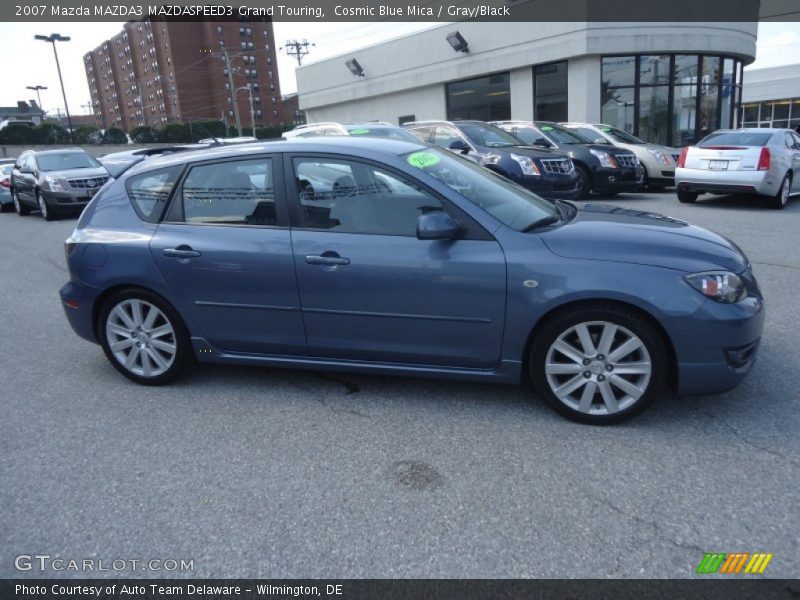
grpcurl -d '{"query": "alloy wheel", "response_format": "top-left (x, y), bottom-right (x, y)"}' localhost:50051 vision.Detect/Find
top-left (13, 192), bottom-right (20, 213)
top-left (105, 299), bottom-right (177, 378)
top-left (544, 320), bottom-right (652, 416)
top-left (781, 178), bottom-right (789, 206)
top-left (37, 193), bottom-right (48, 219)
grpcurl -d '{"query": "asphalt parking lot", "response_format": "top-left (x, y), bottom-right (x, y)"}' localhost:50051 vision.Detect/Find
top-left (1, 190), bottom-right (798, 579)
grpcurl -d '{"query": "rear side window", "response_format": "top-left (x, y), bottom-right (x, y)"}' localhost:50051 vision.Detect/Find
top-left (126, 166), bottom-right (182, 223)
top-left (699, 132), bottom-right (774, 147)
top-left (177, 158), bottom-right (278, 226)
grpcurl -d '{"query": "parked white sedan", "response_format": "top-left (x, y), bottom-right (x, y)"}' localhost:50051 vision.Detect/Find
top-left (675, 128), bottom-right (800, 209)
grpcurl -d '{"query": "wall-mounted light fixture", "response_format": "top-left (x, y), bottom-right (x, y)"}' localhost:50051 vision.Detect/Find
top-left (446, 31), bottom-right (469, 53)
top-left (346, 58), bottom-right (365, 77)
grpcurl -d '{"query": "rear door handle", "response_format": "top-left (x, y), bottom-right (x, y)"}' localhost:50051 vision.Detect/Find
top-left (305, 254), bottom-right (350, 266)
top-left (163, 247), bottom-right (201, 258)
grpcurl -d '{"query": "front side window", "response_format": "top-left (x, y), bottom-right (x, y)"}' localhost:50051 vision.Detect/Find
top-left (178, 158), bottom-right (278, 226)
top-left (293, 158), bottom-right (442, 236)
top-left (403, 148), bottom-right (555, 231)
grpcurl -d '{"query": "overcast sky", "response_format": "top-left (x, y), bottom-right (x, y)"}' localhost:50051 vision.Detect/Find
top-left (0, 21), bottom-right (797, 116)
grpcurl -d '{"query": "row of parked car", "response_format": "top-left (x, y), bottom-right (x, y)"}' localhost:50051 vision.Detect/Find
top-left (1, 120), bottom-right (798, 219)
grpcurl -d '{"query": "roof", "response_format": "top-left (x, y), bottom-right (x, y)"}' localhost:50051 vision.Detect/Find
top-left (124, 136), bottom-right (425, 178)
top-left (28, 148), bottom-right (87, 156)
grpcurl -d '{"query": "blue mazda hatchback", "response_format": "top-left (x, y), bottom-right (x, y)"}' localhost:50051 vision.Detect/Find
top-left (60, 138), bottom-right (764, 424)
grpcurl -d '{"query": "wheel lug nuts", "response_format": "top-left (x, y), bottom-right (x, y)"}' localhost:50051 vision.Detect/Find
top-left (597, 354), bottom-right (605, 360)
top-left (583, 358), bottom-right (591, 365)
top-left (606, 365), bottom-right (613, 372)
top-left (597, 375), bottom-right (605, 382)
top-left (583, 371), bottom-right (591, 378)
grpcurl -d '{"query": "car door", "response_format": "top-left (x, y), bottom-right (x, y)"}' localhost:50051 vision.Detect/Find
top-left (148, 155), bottom-right (307, 355)
top-left (433, 126), bottom-right (481, 164)
top-left (286, 153), bottom-right (507, 369)
top-left (14, 154), bottom-right (34, 202)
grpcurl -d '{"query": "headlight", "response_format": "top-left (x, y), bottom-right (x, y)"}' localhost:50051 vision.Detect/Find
top-left (44, 175), bottom-right (64, 191)
top-left (647, 149), bottom-right (674, 166)
top-left (589, 149), bottom-right (617, 168)
top-left (510, 153), bottom-right (540, 176)
top-left (481, 153), bottom-right (502, 167)
top-left (684, 271), bottom-right (747, 303)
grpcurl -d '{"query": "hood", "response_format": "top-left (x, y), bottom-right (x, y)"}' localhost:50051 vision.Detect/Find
top-left (502, 145), bottom-right (570, 159)
top-left (46, 167), bottom-right (109, 180)
top-left (541, 204), bottom-right (749, 273)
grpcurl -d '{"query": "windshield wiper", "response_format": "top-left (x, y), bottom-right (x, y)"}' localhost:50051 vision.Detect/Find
top-left (521, 214), bottom-right (560, 232)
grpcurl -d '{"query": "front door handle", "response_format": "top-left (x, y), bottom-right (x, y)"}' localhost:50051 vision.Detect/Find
top-left (305, 254), bottom-right (350, 266)
top-left (163, 246), bottom-right (201, 258)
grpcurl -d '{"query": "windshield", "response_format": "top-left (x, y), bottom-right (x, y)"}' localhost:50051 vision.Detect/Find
top-left (347, 126), bottom-right (419, 142)
top-left (36, 152), bottom-right (101, 171)
top-left (458, 123), bottom-right (524, 148)
top-left (699, 132), bottom-right (773, 147)
top-left (536, 123), bottom-right (591, 144)
top-left (595, 125), bottom-right (646, 145)
top-left (402, 148), bottom-right (556, 231)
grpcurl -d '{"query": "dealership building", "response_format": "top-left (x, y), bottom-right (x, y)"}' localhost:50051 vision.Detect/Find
top-left (297, 22), bottom-right (797, 147)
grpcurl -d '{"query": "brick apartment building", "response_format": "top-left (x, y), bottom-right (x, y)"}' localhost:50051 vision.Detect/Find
top-left (84, 19), bottom-right (283, 133)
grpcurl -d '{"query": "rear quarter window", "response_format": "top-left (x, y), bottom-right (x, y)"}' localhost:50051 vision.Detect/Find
top-left (125, 166), bottom-right (182, 223)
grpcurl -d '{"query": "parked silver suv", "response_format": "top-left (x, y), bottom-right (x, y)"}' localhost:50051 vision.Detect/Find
top-left (10, 148), bottom-right (109, 220)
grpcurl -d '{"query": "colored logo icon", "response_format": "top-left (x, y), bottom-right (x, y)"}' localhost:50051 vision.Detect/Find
top-left (696, 552), bottom-right (773, 574)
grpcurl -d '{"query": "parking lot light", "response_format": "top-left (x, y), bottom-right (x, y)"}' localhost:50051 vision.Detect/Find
top-left (34, 33), bottom-right (74, 144)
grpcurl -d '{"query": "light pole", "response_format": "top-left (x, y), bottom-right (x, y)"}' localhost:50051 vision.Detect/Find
top-left (235, 86), bottom-right (255, 136)
top-left (34, 33), bottom-right (74, 143)
top-left (26, 85), bottom-right (47, 121)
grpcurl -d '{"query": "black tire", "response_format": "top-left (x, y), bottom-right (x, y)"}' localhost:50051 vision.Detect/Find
top-left (574, 165), bottom-right (591, 199)
top-left (769, 174), bottom-right (791, 210)
top-left (98, 288), bottom-right (191, 386)
top-left (0, 202), bottom-right (11, 213)
top-left (529, 304), bottom-right (669, 425)
top-left (13, 190), bottom-right (31, 215)
top-left (677, 190), bottom-right (698, 204)
top-left (36, 190), bottom-right (57, 221)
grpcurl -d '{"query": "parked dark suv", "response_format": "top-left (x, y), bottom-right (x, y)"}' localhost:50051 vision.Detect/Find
top-left (492, 121), bottom-right (644, 198)
top-left (11, 148), bottom-right (109, 220)
top-left (403, 120), bottom-right (580, 200)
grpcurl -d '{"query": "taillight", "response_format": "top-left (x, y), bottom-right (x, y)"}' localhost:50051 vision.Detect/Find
top-left (757, 147), bottom-right (770, 171)
top-left (677, 147), bottom-right (689, 168)
top-left (0, 178), bottom-right (9, 188)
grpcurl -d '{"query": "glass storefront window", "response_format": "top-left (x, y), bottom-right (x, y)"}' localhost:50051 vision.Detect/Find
top-left (639, 55), bottom-right (671, 85)
top-left (602, 56), bottom-right (636, 88)
top-left (673, 85), bottom-right (698, 146)
top-left (446, 72), bottom-right (510, 121)
top-left (534, 61), bottom-right (568, 122)
top-left (699, 81), bottom-right (719, 139)
top-left (601, 87), bottom-right (635, 132)
top-left (743, 103), bottom-right (759, 123)
top-left (773, 101), bottom-right (790, 121)
top-left (638, 86), bottom-right (670, 145)
top-left (673, 55), bottom-right (699, 85)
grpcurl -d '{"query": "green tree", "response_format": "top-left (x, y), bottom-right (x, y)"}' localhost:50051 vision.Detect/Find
top-left (0, 123), bottom-right (37, 144)
top-left (34, 123), bottom-right (70, 144)
top-left (104, 127), bottom-right (127, 144)
top-left (73, 126), bottom-right (101, 145)
top-left (157, 123), bottom-right (191, 143)
top-left (129, 126), bottom-right (158, 143)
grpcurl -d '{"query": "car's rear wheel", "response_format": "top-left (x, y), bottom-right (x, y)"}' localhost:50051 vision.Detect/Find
top-left (677, 190), bottom-right (698, 204)
top-left (13, 191), bottom-right (30, 215)
top-left (530, 305), bottom-right (668, 424)
top-left (36, 191), bottom-right (56, 221)
top-left (770, 174), bottom-right (791, 210)
top-left (98, 289), bottom-right (190, 385)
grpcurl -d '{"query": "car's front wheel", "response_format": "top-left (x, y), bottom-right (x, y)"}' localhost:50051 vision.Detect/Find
top-left (98, 289), bottom-right (190, 385)
top-left (530, 305), bottom-right (668, 424)
top-left (36, 191), bottom-right (56, 221)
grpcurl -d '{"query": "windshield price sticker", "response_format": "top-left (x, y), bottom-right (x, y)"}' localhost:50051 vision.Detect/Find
top-left (407, 152), bottom-right (441, 168)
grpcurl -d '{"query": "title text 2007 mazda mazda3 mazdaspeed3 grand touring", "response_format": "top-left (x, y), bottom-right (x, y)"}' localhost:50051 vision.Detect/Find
top-left (59, 138), bottom-right (764, 424)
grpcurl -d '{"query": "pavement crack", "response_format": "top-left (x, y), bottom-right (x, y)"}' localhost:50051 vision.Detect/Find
top-left (698, 409), bottom-right (799, 467)
top-left (312, 372), bottom-right (361, 395)
top-left (283, 374), bottom-right (369, 418)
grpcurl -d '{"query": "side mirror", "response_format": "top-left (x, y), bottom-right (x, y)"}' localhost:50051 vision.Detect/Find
top-left (417, 211), bottom-right (461, 241)
top-left (449, 139), bottom-right (469, 154)
top-left (533, 138), bottom-right (552, 148)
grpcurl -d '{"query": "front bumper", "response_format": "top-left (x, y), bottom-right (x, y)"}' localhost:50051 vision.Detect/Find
top-left (675, 168), bottom-right (774, 196)
top-left (42, 188), bottom-right (98, 208)
top-left (591, 166), bottom-right (644, 193)
top-left (518, 173), bottom-right (581, 200)
top-left (675, 294), bottom-right (764, 396)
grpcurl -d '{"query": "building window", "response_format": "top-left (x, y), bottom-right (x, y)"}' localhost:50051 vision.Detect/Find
top-left (741, 98), bottom-right (800, 129)
top-left (534, 61), bottom-right (568, 122)
top-left (602, 53), bottom-right (742, 147)
top-left (446, 72), bottom-right (510, 121)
